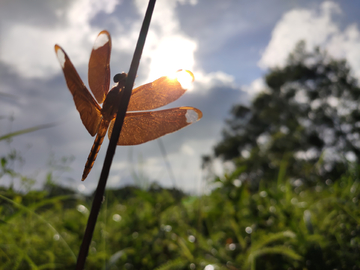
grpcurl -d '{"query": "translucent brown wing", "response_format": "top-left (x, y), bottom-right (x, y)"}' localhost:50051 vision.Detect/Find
top-left (127, 70), bottom-right (194, 111)
top-left (88, 30), bottom-right (111, 104)
top-left (108, 107), bottom-right (202, 145)
top-left (55, 45), bottom-right (102, 136)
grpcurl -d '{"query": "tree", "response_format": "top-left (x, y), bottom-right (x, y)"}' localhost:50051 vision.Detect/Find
top-left (214, 41), bottom-right (360, 185)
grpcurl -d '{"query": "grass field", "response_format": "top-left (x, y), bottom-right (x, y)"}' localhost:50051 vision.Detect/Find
top-left (0, 164), bottom-right (359, 270)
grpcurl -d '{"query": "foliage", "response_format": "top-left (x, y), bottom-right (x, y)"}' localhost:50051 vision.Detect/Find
top-left (0, 167), bottom-right (359, 269)
top-left (214, 41), bottom-right (360, 185)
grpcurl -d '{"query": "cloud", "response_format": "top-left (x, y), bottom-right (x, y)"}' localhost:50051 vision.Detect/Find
top-left (242, 77), bottom-right (268, 98)
top-left (0, 0), bottom-right (235, 91)
top-left (258, 1), bottom-right (341, 69)
top-left (0, 0), bottom-right (119, 79)
top-left (257, 0), bottom-right (360, 82)
top-left (326, 24), bottom-right (360, 79)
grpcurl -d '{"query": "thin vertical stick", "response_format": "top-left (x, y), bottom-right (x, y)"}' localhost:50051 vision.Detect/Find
top-left (157, 138), bottom-right (177, 188)
top-left (75, 1), bottom-right (156, 269)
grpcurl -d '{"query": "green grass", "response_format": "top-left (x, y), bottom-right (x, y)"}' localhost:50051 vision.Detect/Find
top-left (0, 166), bottom-right (359, 270)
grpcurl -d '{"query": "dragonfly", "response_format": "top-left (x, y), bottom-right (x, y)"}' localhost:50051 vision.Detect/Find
top-left (54, 30), bottom-right (202, 181)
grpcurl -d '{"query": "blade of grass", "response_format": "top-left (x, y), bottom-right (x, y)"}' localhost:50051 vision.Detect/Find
top-left (248, 246), bottom-right (302, 267)
top-left (0, 123), bottom-right (55, 141)
top-left (177, 236), bottom-right (194, 261)
top-left (249, 230), bottom-right (296, 251)
top-left (277, 158), bottom-right (288, 187)
top-left (230, 218), bottom-right (246, 250)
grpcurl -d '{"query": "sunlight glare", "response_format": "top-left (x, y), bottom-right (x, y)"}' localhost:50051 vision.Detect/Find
top-left (147, 36), bottom-right (197, 84)
top-left (167, 69), bottom-right (194, 90)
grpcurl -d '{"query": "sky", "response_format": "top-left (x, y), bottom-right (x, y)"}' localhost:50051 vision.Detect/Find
top-left (1, 0), bottom-right (360, 194)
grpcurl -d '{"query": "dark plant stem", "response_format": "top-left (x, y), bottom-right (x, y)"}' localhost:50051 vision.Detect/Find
top-left (75, 1), bottom-right (156, 269)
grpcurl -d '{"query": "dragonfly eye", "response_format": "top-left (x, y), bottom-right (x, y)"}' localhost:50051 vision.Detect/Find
top-left (114, 73), bottom-right (127, 83)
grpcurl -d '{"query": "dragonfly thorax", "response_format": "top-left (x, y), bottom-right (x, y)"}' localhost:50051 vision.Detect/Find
top-left (102, 76), bottom-right (127, 121)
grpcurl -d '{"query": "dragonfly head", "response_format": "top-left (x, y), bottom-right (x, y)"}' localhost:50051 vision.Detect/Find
top-left (113, 72), bottom-right (127, 84)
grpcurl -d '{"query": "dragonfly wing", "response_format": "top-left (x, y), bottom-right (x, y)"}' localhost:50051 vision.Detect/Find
top-left (88, 30), bottom-right (111, 104)
top-left (55, 45), bottom-right (102, 136)
top-left (108, 107), bottom-right (202, 145)
top-left (127, 70), bottom-right (194, 111)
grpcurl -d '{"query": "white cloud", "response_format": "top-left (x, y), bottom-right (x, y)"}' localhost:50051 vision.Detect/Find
top-left (327, 24), bottom-right (360, 79)
top-left (1, 0), bottom-right (234, 92)
top-left (0, 0), bottom-right (119, 78)
top-left (181, 144), bottom-right (195, 156)
top-left (257, 1), bottom-right (360, 85)
top-left (259, 1), bottom-right (341, 69)
top-left (67, 0), bottom-right (118, 25)
top-left (193, 71), bottom-right (236, 95)
top-left (242, 77), bottom-right (267, 97)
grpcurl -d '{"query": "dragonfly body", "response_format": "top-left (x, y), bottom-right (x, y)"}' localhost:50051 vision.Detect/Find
top-left (82, 73), bottom-right (127, 180)
top-left (101, 73), bottom-right (127, 122)
top-left (55, 31), bottom-right (202, 181)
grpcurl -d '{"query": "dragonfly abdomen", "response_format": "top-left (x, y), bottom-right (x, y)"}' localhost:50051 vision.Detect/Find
top-left (82, 119), bottom-right (109, 181)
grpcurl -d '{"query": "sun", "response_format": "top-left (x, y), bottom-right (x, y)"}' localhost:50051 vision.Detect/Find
top-left (167, 69), bottom-right (194, 90)
top-left (147, 35), bottom-right (197, 88)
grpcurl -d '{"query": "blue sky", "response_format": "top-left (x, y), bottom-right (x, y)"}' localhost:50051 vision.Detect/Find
top-left (1, 0), bottom-right (360, 194)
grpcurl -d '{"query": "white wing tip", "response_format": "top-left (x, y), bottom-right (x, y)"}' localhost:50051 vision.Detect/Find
top-left (184, 107), bottom-right (202, 123)
top-left (93, 31), bottom-right (110, 50)
top-left (55, 45), bottom-right (66, 68)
